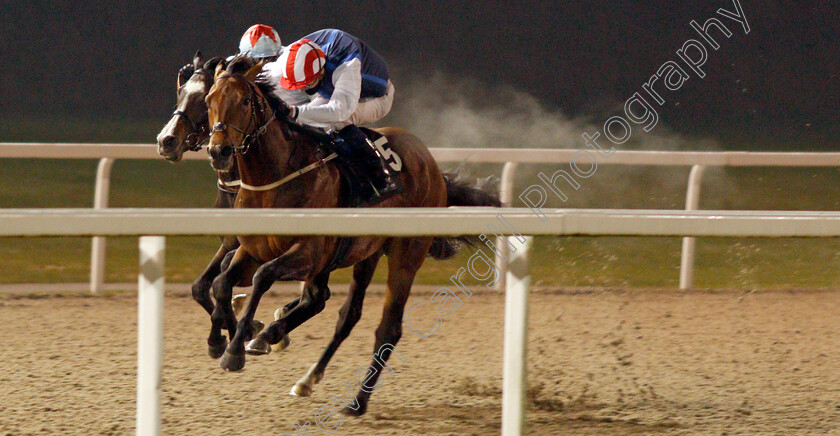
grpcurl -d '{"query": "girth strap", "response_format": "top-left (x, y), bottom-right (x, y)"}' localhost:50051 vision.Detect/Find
top-left (322, 165), bottom-right (363, 273)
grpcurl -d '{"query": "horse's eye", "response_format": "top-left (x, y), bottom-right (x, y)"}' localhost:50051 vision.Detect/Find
top-left (242, 96), bottom-right (251, 106)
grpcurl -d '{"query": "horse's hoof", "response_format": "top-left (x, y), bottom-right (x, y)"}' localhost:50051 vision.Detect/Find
top-left (289, 383), bottom-right (313, 397)
top-left (245, 337), bottom-right (271, 355)
top-left (271, 335), bottom-right (291, 352)
top-left (289, 383), bottom-right (312, 397)
top-left (232, 294), bottom-right (247, 316)
top-left (208, 344), bottom-right (226, 359)
top-left (251, 319), bottom-right (265, 335)
top-left (340, 405), bottom-right (366, 417)
top-left (220, 349), bottom-right (246, 371)
top-left (208, 338), bottom-right (228, 359)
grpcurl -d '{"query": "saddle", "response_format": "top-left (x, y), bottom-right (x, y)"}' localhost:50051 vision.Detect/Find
top-left (285, 122), bottom-right (400, 204)
top-left (341, 127), bottom-right (401, 205)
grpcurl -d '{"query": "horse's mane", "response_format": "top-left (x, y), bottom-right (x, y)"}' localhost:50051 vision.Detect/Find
top-left (256, 77), bottom-right (334, 146)
top-left (202, 57), bottom-right (226, 74)
top-left (223, 56), bottom-right (290, 117)
top-left (254, 77), bottom-right (291, 118)
top-left (226, 56), bottom-right (258, 75)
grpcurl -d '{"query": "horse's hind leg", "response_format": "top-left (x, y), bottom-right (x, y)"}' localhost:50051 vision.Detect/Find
top-left (342, 238), bottom-right (432, 416)
top-left (208, 248), bottom-right (260, 359)
top-left (290, 253), bottom-right (382, 397)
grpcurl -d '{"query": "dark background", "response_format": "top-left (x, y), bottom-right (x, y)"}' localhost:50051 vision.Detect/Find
top-left (0, 1), bottom-right (837, 149)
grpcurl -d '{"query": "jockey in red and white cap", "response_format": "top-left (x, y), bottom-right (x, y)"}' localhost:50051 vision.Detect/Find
top-left (261, 29), bottom-right (400, 202)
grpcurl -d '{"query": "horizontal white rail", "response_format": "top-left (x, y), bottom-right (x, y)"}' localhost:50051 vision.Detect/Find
top-left (2, 143), bottom-right (840, 166)
top-left (3, 143), bottom-right (840, 291)
top-left (3, 208), bottom-right (840, 237)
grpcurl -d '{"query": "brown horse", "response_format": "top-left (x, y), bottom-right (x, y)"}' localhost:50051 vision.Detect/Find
top-left (204, 58), bottom-right (499, 415)
top-left (155, 52), bottom-right (292, 357)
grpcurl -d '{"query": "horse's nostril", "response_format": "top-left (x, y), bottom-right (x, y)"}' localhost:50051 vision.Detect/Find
top-left (221, 146), bottom-right (233, 157)
top-left (161, 135), bottom-right (178, 150)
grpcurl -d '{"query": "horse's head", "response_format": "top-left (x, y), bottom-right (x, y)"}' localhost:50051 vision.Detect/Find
top-left (206, 58), bottom-right (268, 172)
top-left (156, 51), bottom-right (226, 161)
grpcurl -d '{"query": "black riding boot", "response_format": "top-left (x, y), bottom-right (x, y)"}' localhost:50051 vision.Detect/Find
top-left (337, 125), bottom-right (403, 205)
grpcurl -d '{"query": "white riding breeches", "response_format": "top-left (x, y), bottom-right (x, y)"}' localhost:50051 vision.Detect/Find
top-left (310, 81), bottom-right (395, 131)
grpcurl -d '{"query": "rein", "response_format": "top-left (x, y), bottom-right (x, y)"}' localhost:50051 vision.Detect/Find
top-left (239, 153), bottom-right (338, 191)
top-left (217, 177), bottom-right (241, 194)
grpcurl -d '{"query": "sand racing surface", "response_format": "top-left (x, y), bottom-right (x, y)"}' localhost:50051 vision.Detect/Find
top-left (1, 285), bottom-right (839, 435)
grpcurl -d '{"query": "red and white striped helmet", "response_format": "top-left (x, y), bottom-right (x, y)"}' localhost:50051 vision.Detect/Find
top-left (238, 24), bottom-right (282, 58)
top-left (277, 39), bottom-right (326, 90)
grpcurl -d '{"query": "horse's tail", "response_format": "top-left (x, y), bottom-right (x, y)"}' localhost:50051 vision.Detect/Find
top-left (428, 172), bottom-right (503, 260)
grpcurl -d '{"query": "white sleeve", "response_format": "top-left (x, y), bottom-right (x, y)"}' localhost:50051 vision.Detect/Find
top-left (271, 86), bottom-right (312, 106)
top-left (295, 58), bottom-right (361, 125)
top-left (258, 61), bottom-right (312, 106)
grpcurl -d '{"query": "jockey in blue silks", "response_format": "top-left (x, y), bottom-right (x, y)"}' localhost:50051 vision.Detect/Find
top-left (261, 29), bottom-right (401, 202)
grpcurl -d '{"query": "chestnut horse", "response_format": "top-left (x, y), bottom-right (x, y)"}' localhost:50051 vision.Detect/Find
top-left (156, 52), bottom-right (291, 356)
top-left (204, 59), bottom-right (499, 415)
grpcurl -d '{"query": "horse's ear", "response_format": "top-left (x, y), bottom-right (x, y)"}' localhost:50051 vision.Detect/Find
top-left (214, 60), bottom-right (228, 81)
top-left (193, 50), bottom-right (203, 70)
top-left (244, 60), bottom-right (266, 82)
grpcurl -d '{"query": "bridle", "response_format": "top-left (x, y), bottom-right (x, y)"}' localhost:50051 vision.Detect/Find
top-left (209, 73), bottom-right (276, 156)
top-left (172, 69), bottom-right (210, 151)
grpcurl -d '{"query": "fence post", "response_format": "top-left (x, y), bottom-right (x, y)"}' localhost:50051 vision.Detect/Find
top-left (137, 236), bottom-right (165, 436)
top-left (495, 162), bottom-right (519, 291)
top-left (90, 158), bottom-right (115, 293)
top-left (680, 165), bottom-right (705, 289)
top-left (502, 235), bottom-right (532, 436)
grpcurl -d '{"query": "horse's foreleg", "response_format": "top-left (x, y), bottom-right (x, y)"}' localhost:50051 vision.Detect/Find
top-left (342, 238), bottom-right (431, 416)
top-left (220, 246), bottom-right (317, 371)
top-left (209, 248), bottom-right (258, 359)
top-left (290, 253), bottom-right (381, 397)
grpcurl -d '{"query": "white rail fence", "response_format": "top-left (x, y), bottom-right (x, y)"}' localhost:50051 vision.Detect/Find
top-left (3, 143), bottom-right (840, 292)
top-left (4, 208), bottom-right (840, 436)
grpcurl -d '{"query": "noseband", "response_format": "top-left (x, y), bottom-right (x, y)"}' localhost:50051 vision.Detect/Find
top-left (172, 69), bottom-right (210, 151)
top-left (210, 73), bottom-right (276, 156)
top-left (172, 109), bottom-right (208, 151)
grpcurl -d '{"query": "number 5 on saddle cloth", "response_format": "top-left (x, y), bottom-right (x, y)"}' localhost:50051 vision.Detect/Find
top-left (328, 125), bottom-right (404, 207)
